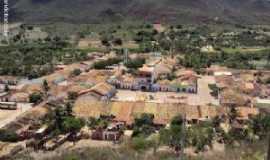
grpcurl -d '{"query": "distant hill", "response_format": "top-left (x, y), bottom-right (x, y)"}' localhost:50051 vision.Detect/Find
top-left (4, 0), bottom-right (270, 24)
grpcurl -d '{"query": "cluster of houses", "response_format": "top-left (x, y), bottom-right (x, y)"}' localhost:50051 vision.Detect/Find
top-left (108, 57), bottom-right (198, 94)
top-left (1, 49), bottom-right (269, 155)
top-left (208, 66), bottom-right (270, 108)
top-left (0, 76), bottom-right (34, 110)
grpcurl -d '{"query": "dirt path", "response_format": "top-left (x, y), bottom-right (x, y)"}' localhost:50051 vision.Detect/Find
top-left (0, 103), bottom-right (32, 129)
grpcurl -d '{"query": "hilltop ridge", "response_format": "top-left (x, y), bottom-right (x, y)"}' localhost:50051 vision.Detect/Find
top-left (4, 0), bottom-right (270, 24)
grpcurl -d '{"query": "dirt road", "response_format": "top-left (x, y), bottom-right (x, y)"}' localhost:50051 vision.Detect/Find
top-left (0, 103), bottom-right (32, 129)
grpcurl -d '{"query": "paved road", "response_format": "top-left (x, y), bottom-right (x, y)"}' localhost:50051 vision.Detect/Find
top-left (188, 76), bottom-right (219, 106)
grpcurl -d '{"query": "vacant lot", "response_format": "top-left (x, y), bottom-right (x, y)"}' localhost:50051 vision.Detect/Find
top-left (78, 39), bottom-right (103, 49)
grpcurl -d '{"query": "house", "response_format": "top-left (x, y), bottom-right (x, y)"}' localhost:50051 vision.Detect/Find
top-left (108, 64), bottom-right (155, 91)
top-left (0, 92), bottom-right (9, 101)
top-left (52, 76), bottom-right (66, 85)
top-left (152, 70), bottom-right (198, 93)
top-left (255, 98), bottom-right (270, 108)
top-left (0, 102), bottom-right (17, 110)
top-left (75, 97), bottom-right (224, 126)
top-left (214, 71), bottom-right (232, 76)
top-left (21, 84), bottom-right (43, 94)
top-left (215, 75), bottom-right (234, 89)
top-left (44, 134), bottom-right (70, 151)
top-left (238, 82), bottom-right (259, 96)
top-left (154, 63), bottom-right (173, 79)
top-left (0, 76), bottom-right (18, 85)
top-left (220, 89), bottom-right (251, 107)
top-left (81, 82), bottom-right (116, 100)
top-left (35, 125), bottom-right (49, 138)
top-left (103, 130), bottom-right (122, 141)
top-left (170, 73), bottom-right (198, 93)
top-left (236, 107), bottom-right (259, 121)
top-left (55, 65), bottom-right (67, 70)
top-left (206, 65), bottom-right (230, 75)
top-left (201, 45), bottom-right (215, 52)
top-left (91, 125), bottom-right (123, 141)
top-left (108, 74), bottom-right (137, 90)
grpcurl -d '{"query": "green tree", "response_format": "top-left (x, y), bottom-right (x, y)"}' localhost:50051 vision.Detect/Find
top-left (228, 107), bottom-right (239, 123)
top-left (159, 115), bottom-right (184, 154)
top-left (29, 92), bottom-right (43, 104)
top-left (187, 122), bottom-right (214, 153)
top-left (87, 117), bottom-right (99, 129)
top-left (250, 113), bottom-right (270, 138)
top-left (71, 69), bottom-right (81, 77)
top-left (62, 117), bottom-right (85, 133)
top-left (132, 113), bottom-right (155, 137)
top-left (68, 91), bottom-right (78, 101)
top-left (43, 80), bottom-right (50, 94)
top-left (267, 52), bottom-right (270, 64)
top-left (66, 102), bottom-right (73, 117)
top-left (134, 113), bottom-right (154, 127)
top-left (54, 107), bottom-right (66, 131)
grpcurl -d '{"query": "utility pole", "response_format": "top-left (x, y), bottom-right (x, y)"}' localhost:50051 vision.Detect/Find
top-left (180, 114), bottom-right (186, 160)
top-left (124, 48), bottom-right (128, 64)
top-left (267, 133), bottom-right (270, 160)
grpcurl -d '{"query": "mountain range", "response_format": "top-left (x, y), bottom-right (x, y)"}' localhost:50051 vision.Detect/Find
top-left (3, 0), bottom-right (270, 24)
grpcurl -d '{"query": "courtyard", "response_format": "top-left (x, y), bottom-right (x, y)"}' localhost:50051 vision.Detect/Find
top-left (112, 76), bottom-right (219, 106)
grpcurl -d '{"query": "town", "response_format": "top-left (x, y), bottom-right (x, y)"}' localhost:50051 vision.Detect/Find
top-left (0, 21), bottom-right (270, 160)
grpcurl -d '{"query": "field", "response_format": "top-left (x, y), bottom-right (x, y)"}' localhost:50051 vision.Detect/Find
top-left (221, 47), bottom-right (270, 54)
top-left (77, 39), bottom-right (103, 49)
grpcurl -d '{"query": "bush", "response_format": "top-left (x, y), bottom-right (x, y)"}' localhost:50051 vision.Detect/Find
top-left (93, 58), bottom-right (122, 69)
top-left (124, 58), bottom-right (145, 69)
top-left (0, 129), bottom-right (19, 142)
top-left (101, 37), bottom-right (111, 47)
top-left (131, 137), bottom-right (151, 151)
top-left (113, 38), bottom-right (123, 46)
top-left (171, 115), bottom-right (183, 126)
top-left (87, 117), bottom-right (109, 129)
top-left (208, 84), bottom-right (219, 97)
top-left (71, 69), bottom-right (81, 77)
top-left (68, 92), bottom-right (78, 100)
